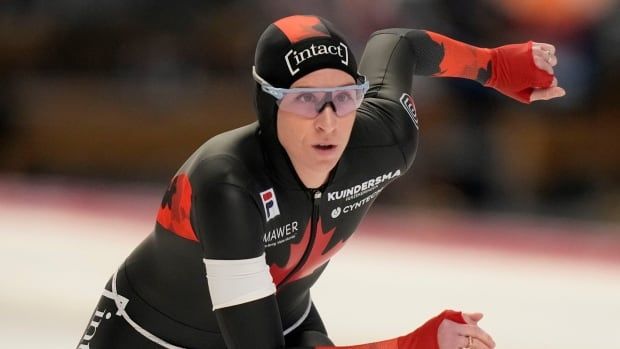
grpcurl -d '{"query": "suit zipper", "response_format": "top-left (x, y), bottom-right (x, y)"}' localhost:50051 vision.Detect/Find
top-left (279, 190), bottom-right (321, 286)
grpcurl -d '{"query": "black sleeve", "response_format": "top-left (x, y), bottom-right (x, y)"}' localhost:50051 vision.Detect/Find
top-left (190, 158), bottom-right (288, 349)
top-left (352, 29), bottom-right (442, 170)
top-left (189, 155), bottom-right (265, 259)
top-left (192, 180), bottom-right (319, 349)
top-left (193, 181), bottom-right (264, 259)
top-left (359, 28), bottom-right (443, 102)
top-left (215, 297), bottom-right (286, 349)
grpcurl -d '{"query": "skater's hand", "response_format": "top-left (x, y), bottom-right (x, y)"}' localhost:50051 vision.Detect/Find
top-left (485, 41), bottom-right (566, 103)
top-left (437, 312), bottom-right (496, 349)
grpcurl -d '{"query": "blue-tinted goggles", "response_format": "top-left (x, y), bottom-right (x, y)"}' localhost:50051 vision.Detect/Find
top-left (253, 66), bottom-right (369, 118)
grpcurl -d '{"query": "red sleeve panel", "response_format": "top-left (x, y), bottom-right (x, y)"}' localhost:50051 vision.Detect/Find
top-left (426, 31), bottom-right (492, 83)
top-left (156, 174), bottom-right (199, 242)
top-left (425, 31), bottom-right (554, 103)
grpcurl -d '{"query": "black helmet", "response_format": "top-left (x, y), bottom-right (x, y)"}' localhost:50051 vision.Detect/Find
top-left (253, 15), bottom-right (360, 133)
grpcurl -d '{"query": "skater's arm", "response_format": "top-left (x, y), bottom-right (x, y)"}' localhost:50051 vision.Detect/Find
top-left (359, 29), bottom-right (565, 104)
top-left (311, 310), bottom-right (495, 349)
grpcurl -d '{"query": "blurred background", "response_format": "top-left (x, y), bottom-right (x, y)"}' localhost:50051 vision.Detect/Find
top-left (1, 1), bottom-right (619, 348)
top-left (1, 0), bottom-right (619, 219)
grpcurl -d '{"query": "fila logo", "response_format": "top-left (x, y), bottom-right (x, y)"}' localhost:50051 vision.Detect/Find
top-left (399, 93), bottom-right (419, 129)
top-left (285, 42), bottom-right (349, 76)
top-left (260, 188), bottom-right (280, 221)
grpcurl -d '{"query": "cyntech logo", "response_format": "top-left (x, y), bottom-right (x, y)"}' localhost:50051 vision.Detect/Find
top-left (331, 189), bottom-right (383, 218)
top-left (327, 169), bottom-right (401, 202)
top-left (285, 42), bottom-right (349, 76)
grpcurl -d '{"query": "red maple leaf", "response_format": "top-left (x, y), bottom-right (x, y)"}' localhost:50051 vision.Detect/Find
top-left (156, 174), bottom-right (198, 242)
top-left (270, 218), bottom-right (346, 287)
top-left (269, 221), bottom-right (311, 286)
top-left (273, 15), bottom-right (330, 43)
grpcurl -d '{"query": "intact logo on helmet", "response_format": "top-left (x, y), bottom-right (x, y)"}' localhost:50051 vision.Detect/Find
top-left (260, 188), bottom-right (280, 222)
top-left (399, 93), bottom-right (419, 129)
top-left (285, 42), bottom-right (349, 76)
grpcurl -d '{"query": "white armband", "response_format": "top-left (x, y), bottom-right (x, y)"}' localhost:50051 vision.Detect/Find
top-left (204, 253), bottom-right (276, 310)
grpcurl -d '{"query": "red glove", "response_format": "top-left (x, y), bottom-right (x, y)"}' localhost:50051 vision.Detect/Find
top-left (484, 41), bottom-right (555, 104)
top-left (316, 309), bottom-right (466, 349)
top-left (397, 310), bottom-right (466, 349)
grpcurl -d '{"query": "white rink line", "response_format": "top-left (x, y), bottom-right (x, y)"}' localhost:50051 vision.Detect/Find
top-left (1, 201), bottom-right (619, 349)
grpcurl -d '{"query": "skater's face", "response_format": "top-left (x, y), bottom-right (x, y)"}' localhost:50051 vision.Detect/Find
top-left (277, 69), bottom-right (357, 187)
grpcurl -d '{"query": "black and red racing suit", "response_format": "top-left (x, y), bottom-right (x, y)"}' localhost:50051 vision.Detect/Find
top-left (78, 28), bottom-right (504, 349)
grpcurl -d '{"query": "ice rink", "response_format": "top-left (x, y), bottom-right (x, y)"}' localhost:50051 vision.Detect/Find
top-left (1, 179), bottom-right (619, 349)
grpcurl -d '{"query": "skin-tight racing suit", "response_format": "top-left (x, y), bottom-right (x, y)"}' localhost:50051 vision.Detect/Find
top-left (78, 18), bottom-right (553, 349)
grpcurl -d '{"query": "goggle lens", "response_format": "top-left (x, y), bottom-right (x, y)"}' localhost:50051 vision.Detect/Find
top-left (277, 87), bottom-right (365, 118)
top-left (252, 66), bottom-right (368, 119)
